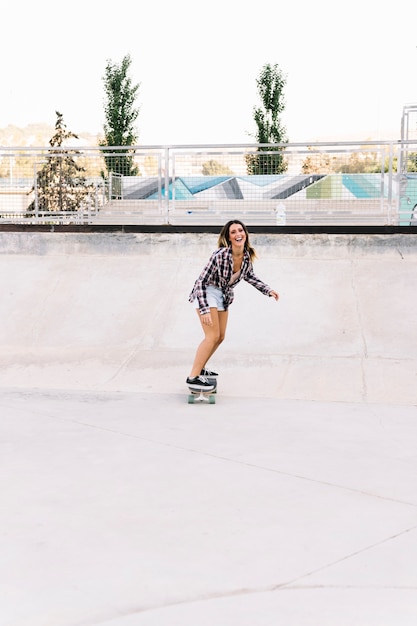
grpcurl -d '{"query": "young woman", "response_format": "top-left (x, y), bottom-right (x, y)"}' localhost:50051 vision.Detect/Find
top-left (187, 220), bottom-right (279, 391)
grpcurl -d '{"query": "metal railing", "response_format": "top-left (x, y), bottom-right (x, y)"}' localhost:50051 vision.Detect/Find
top-left (0, 141), bottom-right (416, 226)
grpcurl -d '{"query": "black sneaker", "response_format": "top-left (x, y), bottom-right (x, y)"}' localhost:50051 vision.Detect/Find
top-left (186, 376), bottom-right (216, 391)
top-left (200, 368), bottom-right (218, 377)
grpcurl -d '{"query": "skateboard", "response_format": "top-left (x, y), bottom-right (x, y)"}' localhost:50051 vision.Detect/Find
top-left (187, 378), bottom-right (217, 404)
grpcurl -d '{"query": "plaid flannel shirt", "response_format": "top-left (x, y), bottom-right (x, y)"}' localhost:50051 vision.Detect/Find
top-left (189, 246), bottom-right (272, 315)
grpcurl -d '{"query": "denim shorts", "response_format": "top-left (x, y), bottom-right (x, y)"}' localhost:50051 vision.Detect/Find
top-left (194, 285), bottom-right (225, 311)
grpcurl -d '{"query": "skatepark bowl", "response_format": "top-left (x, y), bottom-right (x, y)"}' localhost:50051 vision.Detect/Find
top-left (1, 228), bottom-right (417, 626)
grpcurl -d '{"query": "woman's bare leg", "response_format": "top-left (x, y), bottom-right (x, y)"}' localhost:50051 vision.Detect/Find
top-left (189, 308), bottom-right (228, 378)
top-left (201, 310), bottom-right (228, 369)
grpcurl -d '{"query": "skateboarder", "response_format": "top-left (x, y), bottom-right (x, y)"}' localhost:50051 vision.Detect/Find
top-left (186, 220), bottom-right (279, 391)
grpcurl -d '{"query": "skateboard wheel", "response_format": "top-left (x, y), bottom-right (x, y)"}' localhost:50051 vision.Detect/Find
top-left (209, 395), bottom-right (216, 404)
top-left (188, 395), bottom-right (195, 404)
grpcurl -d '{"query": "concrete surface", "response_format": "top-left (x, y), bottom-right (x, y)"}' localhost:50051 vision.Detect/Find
top-left (0, 231), bottom-right (416, 404)
top-left (1, 389), bottom-right (417, 626)
top-left (0, 231), bottom-right (417, 625)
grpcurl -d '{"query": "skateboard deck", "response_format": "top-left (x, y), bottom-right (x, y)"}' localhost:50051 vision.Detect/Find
top-left (187, 378), bottom-right (217, 404)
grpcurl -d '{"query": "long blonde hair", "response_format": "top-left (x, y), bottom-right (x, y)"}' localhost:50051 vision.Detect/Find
top-left (217, 220), bottom-right (257, 262)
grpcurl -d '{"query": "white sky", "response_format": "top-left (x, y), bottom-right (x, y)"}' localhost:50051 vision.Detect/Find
top-left (2, 0), bottom-right (416, 145)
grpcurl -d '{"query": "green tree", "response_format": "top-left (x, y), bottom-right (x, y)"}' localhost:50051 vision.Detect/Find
top-left (100, 54), bottom-right (140, 176)
top-left (246, 63), bottom-right (288, 175)
top-left (28, 112), bottom-right (94, 214)
top-left (408, 153), bottom-right (417, 172)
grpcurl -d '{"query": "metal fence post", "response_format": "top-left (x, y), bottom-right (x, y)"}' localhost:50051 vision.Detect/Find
top-left (164, 147), bottom-right (170, 224)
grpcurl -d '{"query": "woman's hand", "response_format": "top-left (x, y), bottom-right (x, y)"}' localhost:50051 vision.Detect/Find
top-left (201, 312), bottom-right (213, 326)
top-left (269, 290), bottom-right (279, 301)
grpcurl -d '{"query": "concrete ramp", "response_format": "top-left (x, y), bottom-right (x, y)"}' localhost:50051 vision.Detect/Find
top-left (2, 230), bottom-right (417, 626)
top-left (0, 231), bottom-right (416, 404)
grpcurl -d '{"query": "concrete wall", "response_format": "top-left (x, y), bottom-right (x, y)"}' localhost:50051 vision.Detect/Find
top-left (0, 231), bottom-right (416, 404)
